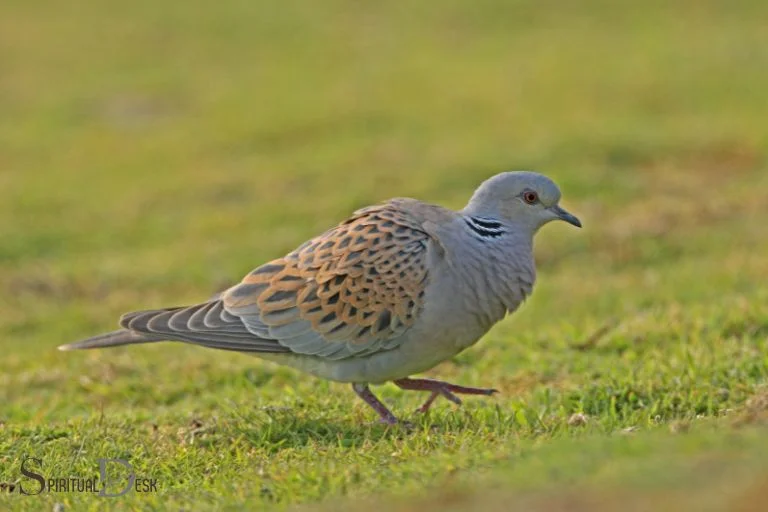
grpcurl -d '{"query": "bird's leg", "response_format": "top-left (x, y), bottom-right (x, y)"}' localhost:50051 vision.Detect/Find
top-left (393, 378), bottom-right (499, 413)
top-left (352, 383), bottom-right (399, 425)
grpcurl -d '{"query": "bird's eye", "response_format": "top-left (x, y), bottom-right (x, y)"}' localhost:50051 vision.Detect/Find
top-left (523, 191), bottom-right (538, 204)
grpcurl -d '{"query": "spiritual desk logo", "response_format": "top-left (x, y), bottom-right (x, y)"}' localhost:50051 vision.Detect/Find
top-left (8, 456), bottom-right (158, 497)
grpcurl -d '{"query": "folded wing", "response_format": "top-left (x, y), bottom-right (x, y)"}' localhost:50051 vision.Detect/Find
top-left (122, 200), bottom-right (436, 361)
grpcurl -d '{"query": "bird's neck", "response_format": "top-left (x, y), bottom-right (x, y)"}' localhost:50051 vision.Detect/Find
top-left (452, 225), bottom-right (537, 327)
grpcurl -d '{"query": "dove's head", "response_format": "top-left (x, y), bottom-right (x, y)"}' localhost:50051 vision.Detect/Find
top-left (464, 171), bottom-right (581, 233)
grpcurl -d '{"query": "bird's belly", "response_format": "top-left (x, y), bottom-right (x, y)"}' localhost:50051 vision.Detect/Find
top-left (255, 318), bottom-right (490, 384)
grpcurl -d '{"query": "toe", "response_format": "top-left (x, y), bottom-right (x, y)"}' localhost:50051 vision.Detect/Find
top-left (440, 390), bottom-right (463, 405)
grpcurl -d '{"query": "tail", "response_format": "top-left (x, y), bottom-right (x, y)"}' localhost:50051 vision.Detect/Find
top-left (58, 329), bottom-right (161, 351)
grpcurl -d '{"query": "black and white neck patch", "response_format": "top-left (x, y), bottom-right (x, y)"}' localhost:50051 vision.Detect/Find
top-left (464, 216), bottom-right (506, 239)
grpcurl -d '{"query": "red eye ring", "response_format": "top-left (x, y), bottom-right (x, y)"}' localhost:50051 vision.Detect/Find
top-left (523, 191), bottom-right (538, 204)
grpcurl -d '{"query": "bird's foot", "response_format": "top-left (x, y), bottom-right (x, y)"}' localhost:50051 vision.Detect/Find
top-left (393, 378), bottom-right (499, 413)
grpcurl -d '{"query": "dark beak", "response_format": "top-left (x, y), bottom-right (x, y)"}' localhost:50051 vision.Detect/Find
top-left (551, 205), bottom-right (582, 228)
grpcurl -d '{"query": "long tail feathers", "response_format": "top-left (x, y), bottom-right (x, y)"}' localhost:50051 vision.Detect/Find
top-left (58, 329), bottom-right (160, 351)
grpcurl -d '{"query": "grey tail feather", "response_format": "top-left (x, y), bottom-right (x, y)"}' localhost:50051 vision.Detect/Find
top-left (58, 329), bottom-right (161, 351)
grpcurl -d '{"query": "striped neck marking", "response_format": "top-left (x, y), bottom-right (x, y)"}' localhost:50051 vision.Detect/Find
top-left (464, 216), bottom-right (505, 239)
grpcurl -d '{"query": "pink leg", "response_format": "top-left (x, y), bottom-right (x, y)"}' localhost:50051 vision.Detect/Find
top-left (394, 378), bottom-right (498, 413)
top-left (352, 383), bottom-right (399, 425)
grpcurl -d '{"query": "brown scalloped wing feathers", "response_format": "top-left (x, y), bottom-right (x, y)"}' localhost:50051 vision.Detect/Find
top-left (224, 201), bottom-right (432, 345)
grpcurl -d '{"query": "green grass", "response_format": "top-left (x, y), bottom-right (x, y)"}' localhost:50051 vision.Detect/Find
top-left (2, 0), bottom-right (768, 510)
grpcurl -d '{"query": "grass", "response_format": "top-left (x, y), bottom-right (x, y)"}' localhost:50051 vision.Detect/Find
top-left (1, 0), bottom-right (768, 510)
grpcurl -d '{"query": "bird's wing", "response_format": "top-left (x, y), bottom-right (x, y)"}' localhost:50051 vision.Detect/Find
top-left (220, 199), bottom-right (436, 360)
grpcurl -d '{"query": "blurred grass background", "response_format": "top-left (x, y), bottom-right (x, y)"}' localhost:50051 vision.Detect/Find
top-left (1, 0), bottom-right (768, 510)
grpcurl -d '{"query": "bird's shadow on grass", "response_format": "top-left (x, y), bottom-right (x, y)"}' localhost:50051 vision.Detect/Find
top-left (226, 406), bottom-right (465, 452)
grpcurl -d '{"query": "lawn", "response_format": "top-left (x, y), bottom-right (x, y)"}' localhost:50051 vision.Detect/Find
top-left (1, 0), bottom-right (768, 510)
